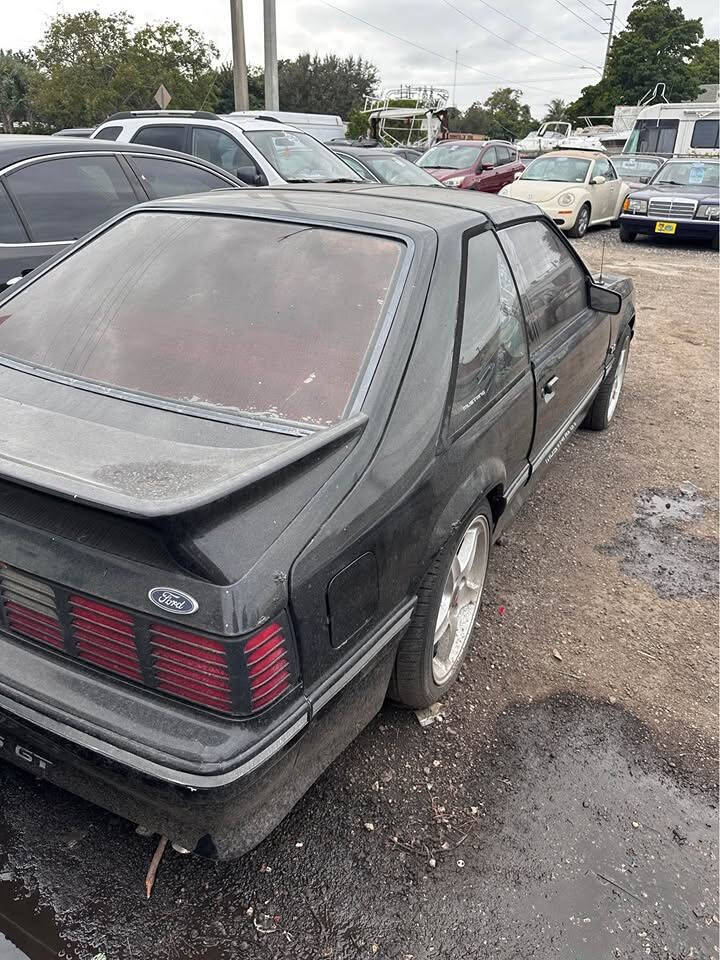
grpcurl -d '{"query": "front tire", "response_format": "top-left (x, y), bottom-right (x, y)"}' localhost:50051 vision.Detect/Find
top-left (619, 225), bottom-right (636, 243)
top-left (389, 503), bottom-right (493, 709)
top-left (583, 331), bottom-right (631, 431)
top-left (568, 203), bottom-right (590, 238)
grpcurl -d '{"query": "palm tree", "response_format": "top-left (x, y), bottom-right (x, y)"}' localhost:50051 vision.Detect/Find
top-left (543, 98), bottom-right (569, 122)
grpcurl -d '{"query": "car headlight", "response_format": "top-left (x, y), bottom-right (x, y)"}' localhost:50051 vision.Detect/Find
top-left (696, 203), bottom-right (720, 220)
top-left (557, 192), bottom-right (575, 205)
top-left (623, 197), bottom-right (648, 214)
top-left (443, 176), bottom-right (465, 187)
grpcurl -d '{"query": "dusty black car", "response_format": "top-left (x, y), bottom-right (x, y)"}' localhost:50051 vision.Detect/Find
top-left (0, 135), bottom-right (244, 289)
top-left (0, 185), bottom-right (635, 858)
top-left (329, 144), bottom-right (442, 186)
top-left (619, 157), bottom-right (719, 248)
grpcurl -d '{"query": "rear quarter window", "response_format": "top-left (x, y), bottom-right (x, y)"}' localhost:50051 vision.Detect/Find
top-left (0, 212), bottom-right (407, 426)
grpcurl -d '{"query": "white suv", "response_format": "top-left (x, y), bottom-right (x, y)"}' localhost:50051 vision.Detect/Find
top-left (91, 111), bottom-right (362, 186)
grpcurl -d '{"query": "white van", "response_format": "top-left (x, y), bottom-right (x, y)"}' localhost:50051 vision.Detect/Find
top-left (228, 111), bottom-right (346, 143)
top-left (622, 100), bottom-right (719, 157)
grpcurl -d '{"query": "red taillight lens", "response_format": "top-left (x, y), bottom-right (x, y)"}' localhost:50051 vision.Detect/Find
top-left (150, 623), bottom-right (233, 713)
top-left (70, 595), bottom-right (143, 681)
top-left (244, 622), bottom-right (291, 711)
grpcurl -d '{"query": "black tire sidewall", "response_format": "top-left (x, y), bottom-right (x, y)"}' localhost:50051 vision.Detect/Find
top-left (391, 500), bottom-right (494, 708)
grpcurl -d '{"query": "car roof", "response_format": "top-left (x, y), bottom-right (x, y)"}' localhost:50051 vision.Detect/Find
top-left (94, 114), bottom-right (302, 134)
top-left (543, 149), bottom-right (606, 159)
top-left (0, 134), bottom-right (242, 171)
top-left (135, 182), bottom-right (539, 230)
top-left (331, 145), bottom-right (412, 158)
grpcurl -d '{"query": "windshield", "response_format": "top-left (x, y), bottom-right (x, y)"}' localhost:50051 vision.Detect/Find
top-left (418, 143), bottom-right (483, 170)
top-left (364, 154), bottom-right (442, 186)
top-left (610, 156), bottom-right (663, 178)
top-left (0, 212), bottom-right (405, 426)
top-left (521, 155), bottom-right (591, 183)
top-left (244, 129), bottom-right (361, 182)
top-left (651, 160), bottom-right (719, 187)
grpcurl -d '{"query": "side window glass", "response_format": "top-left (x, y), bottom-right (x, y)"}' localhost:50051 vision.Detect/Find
top-left (594, 157), bottom-right (614, 180)
top-left (496, 146), bottom-right (510, 164)
top-left (499, 221), bottom-right (588, 346)
top-left (338, 154), bottom-right (374, 180)
top-left (131, 125), bottom-right (186, 153)
top-left (691, 120), bottom-right (719, 149)
top-left (481, 146), bottom-right (497, 168)
top-left (451, 231), bottom-right (527, 428)
top-left (191, 127), bottom-right (259, 179)
top-left (0, 183), bottom-right (28, 242)
top-left (95, 125), bottom-right (123, 142)
top-left (129, 156), bottom-right (234, 198)
top-left (5, 156), bottom-right (137, 242)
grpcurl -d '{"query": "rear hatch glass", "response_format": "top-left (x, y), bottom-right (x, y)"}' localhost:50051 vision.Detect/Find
top-left (0, 212), bottom-right (405, 426)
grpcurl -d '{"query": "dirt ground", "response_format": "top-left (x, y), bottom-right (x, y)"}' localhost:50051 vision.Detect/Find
top-left (0, 227), bottom-right (718, 960)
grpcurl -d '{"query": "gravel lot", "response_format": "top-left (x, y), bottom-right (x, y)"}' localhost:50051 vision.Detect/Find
top-left (0, 225), bottom-right (718, 960)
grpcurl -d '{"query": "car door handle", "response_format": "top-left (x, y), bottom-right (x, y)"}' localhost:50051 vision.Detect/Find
top-left (543, 376), bottom-right (559, 403)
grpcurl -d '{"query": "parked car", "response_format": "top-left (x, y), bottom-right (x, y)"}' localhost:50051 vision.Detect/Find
top-left (51, 127), bottom-right (94, 138)
top-left (329, 145), bottom-right (443, 185)
top-left (499, 149), bottom-right (630, 238)
top-left (91, 110), bottom-right (362, 186)
top-left (227, 110), bottom-right (345, 143)
top-left (609, 153), bottom-right (665, 190)
top-left (0, 185), bottom-right (634, 859)
top-left (619, 157), bottom-right (719, 248)
top-left (417, 139), bottom-right (523, 191)
top-left (0, 135), bottom-right (245, 290)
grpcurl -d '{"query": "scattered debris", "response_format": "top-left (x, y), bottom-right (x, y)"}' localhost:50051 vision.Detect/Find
top-left (253, 913), bottom-right (278, 934)
top-left (456, 859), bottom-right (465, 868)
top-left (364, 822), bottom-right (375, 832)
top-left (144, 835), bottom-right (168, 899)
top-left (552, 648), bottom-right (563, 662)
top-left (415, 703), bottom-right (442, 727)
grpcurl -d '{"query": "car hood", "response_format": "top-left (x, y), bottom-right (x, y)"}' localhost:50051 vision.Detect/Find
top-left (422, 167), bottom-right (471, 182)
top-left (627, 182), bottom-right (719, 203)
top-left (503, 180), bottom-right (577, 203)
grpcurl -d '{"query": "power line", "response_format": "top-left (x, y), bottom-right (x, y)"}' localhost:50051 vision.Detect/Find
top-left (439, 0), bottom-right (590, 70)
top-left (452, 0), bottom-right (603, 73)
top-left (317, 0), bottom-right (570, 95)
top-left (550, 0), bottom-right (607, 34)
top-left (573, 0), bottom-right (611, 21)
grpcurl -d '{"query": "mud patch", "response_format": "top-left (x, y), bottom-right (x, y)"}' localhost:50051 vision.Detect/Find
top-left (604, 484), bottom-right (718, 598)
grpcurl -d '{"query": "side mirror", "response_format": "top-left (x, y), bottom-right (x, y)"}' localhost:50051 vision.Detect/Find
top-left (481, 162), bottom-right (494, 171)
top-left (236, 165), bottom-right (266, 186)
top-left (588, 281), bottom-right (622, 315)
top-left (638, 175), bottom-right (650, 184)
top-left (5, 275), bottom-right (23, 286)
top-left (513, 170), bottom-right (523, 180)
top-left (591, 175), bottom-right (607, 185)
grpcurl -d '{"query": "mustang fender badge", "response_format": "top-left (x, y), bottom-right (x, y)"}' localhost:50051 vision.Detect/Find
top-left (148, 587), bottom-right (199, 615)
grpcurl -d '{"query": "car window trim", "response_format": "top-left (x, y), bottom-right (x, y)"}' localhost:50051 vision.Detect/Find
top-left (2, 153), bottom-right (141, 244)
top-left (0, 179), bottom-right (31, 245)
top-left (444, 222), bottom-right (531, 442)
top-left (123, 152), bottom-right (241, 198)
top-left (336, 153), bottom-right (380, 182)
top-left (0, 205), bottom-right (416, 433)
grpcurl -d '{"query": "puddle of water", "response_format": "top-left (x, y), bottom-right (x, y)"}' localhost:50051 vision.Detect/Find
top-left (605, 485), bottom-right (719, 598)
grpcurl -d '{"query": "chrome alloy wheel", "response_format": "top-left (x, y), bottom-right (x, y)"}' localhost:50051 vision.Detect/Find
top-left (576, 205), bottom-right (589, 237)
top-left (432, 515), bottom-right (490, 684)
top-left (607, 344), bottom-right (628, 422)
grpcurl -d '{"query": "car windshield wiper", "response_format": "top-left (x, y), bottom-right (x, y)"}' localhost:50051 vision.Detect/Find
top-left (323, 177), bottom-right (362, 183)
top-left (659, 180), bottom-right (691, 186)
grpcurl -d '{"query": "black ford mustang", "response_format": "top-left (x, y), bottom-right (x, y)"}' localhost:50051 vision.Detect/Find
top-left (0, 185), bottom-right (634, 858)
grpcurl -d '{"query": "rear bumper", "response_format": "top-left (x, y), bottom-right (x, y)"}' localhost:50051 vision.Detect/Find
top-left (620, 213), bottom-right (719, 240)
top-left (0, 603), bottom-right (412, 857)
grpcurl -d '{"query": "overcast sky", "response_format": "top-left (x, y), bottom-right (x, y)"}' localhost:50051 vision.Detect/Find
top-left (4, 0), bottom-right (719, 116)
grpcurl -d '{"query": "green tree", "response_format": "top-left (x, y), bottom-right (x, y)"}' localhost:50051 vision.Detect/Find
top-left (214, 62), bottom-right (265, 113)
top-left (689, 38), bottom-right (720, 85)
top-left (482, 88), bottom-right (535, 139)
top-left (543, 98), bottom-right (569, 122)
top-left (31, 10), bottom-right (219, 129)
top-left (0, 50), bottom-right (36, 133)
top-left (569, 0), bottom-right (705, 118)
top-left (459, 101), bottom-right (491, 136)
top-left (278, 54), bottom-right (378, 117)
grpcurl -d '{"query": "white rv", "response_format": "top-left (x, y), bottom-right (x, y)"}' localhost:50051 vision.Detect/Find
top-left (227, 111), bottom-right (345, 143)
top-left (622, 100), bottom-right (719, 156)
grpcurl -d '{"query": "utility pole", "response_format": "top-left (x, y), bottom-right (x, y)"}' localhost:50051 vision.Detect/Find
top-left (452, 48), bottom-right (458, 109)
top-left (602, 0), bottom-right (617, 78)
top-left (230, 0), bottom-right (249, 111)
top-left (264, 0), bottom-right (279, 111)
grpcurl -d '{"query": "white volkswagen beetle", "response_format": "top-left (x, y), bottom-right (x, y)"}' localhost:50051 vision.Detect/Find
top-left (499, 149), bottom-right (630, 238)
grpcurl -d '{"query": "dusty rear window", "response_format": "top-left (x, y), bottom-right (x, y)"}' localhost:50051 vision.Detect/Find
top-left (0, 212), bottom-right (405, 426)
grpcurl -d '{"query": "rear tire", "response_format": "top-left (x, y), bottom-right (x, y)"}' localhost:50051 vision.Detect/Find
top-left (568, 203), bottom-right (590, 238)
top-left (389, 502), bottom-right (493, 709)
top-left (583, 331), bottom-right (631, 431)
top-left (619, 225), bottom-right (636, 243)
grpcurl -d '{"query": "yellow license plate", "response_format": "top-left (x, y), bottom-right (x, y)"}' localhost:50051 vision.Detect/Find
top-left (655, 221), bottom-right (677, 234)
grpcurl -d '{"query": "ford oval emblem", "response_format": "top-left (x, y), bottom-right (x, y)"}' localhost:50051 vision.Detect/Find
top-left (148, 587), bottom-right (199, 615)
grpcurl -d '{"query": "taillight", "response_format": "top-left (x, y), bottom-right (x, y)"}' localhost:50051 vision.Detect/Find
top-left (0, 565), bottom-right (64, 649)
top-left (244, 622), bottom-right (292, 711)
top-left (70, 595), bottom-right (143, 681)
top-left (150, 623), bottom-right (234, 713)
